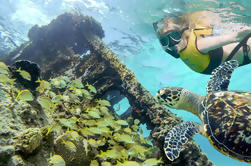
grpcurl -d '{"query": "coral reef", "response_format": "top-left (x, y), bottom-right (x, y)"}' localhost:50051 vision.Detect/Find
top-left (15, 128), bottom-right (43, 154)
top-left (0, 13), bottom-right (213, 165)
top-left (0, 67), bottom-right (161, 166)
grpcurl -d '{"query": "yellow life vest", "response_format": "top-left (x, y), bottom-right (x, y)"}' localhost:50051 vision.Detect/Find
top-left (179, 27), bottom-right (213, 73)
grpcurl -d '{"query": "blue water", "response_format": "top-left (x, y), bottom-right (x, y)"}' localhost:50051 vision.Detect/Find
top-left (1, 0), bottom-right (251, 165)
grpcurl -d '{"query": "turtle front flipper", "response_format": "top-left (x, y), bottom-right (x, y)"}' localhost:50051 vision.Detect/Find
top-left (164, 121), bottom-right (201, 161)
top-left (206, 60), bottom-right (238, 93)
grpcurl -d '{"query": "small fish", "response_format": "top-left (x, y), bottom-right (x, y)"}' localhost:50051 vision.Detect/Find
top-left (86, 83), bottom-right (97, 93)
top-left (49, 154), bottom-right (65, 166)
top-left (15, 89), bottom-right (34, 101)
top-left (17, 67), bottom-right (31, 81)
top-left (0, 74), bottom-right (10, 83)
top-left (0, 61), bottom-right (9, 74)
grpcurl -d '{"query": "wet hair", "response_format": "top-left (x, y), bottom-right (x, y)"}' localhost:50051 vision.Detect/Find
top-left (163, 13), bottom-right (189, 29)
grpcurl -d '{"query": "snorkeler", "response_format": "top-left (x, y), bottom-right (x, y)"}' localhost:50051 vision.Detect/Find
top-left (153, 11), bottom-right (251, 74)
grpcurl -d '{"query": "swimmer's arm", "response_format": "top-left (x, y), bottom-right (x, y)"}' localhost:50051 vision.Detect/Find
top-left (197, 34), bottom-right (237, 53)
top-left (197, 27), bottom-right (251, 53)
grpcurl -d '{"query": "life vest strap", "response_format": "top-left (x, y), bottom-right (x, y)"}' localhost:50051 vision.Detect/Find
top-left (226, 33), bottom-right (251, 63)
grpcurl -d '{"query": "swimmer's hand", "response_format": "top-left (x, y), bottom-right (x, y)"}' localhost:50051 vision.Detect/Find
top-left (235, 27), bottom-right (251, 42)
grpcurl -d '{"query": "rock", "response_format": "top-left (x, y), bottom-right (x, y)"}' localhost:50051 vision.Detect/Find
top-left (2, 13), bottom-right (104, 80)
top-left (9, 60), bottom-right (41, 90)
top-left (15, 128), bottom-right (43, 154)
top-left (0, 145), bottom-right (15, 165)
top-left (54, 134), bottom-right (90, 166)
top-left (7, 155), bottom-right (26, 166)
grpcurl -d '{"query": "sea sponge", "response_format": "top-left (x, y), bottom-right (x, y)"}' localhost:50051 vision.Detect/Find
top-left (15, 128), bottom-right (43, 154)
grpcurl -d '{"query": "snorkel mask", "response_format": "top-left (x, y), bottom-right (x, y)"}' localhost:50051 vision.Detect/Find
top-left (153, 21), bottom-right (188, 58)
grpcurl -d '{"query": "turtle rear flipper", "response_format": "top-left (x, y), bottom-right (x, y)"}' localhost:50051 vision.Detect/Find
top-left (164, 121), bottom-right (201, 161)
top-left (207, 60), bottom-right (238, 93)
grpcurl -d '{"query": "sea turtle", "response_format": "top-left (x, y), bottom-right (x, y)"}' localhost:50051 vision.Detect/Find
top-left (155, 60), bottom-right (251, 163)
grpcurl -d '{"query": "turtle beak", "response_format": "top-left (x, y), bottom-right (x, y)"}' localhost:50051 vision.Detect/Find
top-left (159, 89), bottom-right (166, 96)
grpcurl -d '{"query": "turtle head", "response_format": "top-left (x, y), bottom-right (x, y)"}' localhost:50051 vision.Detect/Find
top-left (155, 87), bottom-right (184, 109)
top-left (156, 87), bottom-right (203, 117)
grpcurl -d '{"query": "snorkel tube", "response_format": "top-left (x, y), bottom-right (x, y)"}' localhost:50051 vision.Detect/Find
top-left (165, 47), bottom-right (180, 58)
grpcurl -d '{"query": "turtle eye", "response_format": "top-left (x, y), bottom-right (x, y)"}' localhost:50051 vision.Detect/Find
top-left (160, 93), bottom-right (167, 99)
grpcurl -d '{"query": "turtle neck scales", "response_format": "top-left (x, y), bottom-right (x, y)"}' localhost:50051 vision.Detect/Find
top-left (176, 89), bottom-right (204, 118)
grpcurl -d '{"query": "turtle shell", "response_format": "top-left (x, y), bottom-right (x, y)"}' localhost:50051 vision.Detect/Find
top-left (201, 91), bottom-right (251, 163)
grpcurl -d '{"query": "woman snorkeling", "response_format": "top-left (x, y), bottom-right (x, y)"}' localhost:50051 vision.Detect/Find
top-left (153, 11), bottom-right (251, 74)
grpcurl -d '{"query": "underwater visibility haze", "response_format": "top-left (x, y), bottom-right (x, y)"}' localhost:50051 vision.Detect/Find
top-left (0, 0), bottom-right (251, 165)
